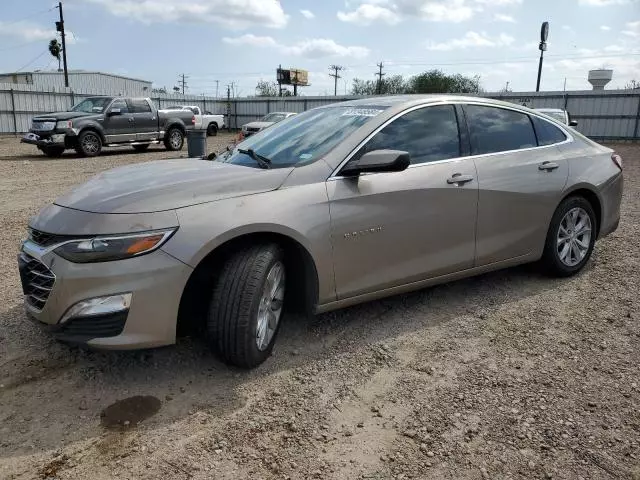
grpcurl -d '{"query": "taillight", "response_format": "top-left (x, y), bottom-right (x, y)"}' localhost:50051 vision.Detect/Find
top-left (611, 152), bottom-right (623, 170)
top-left (191, 116), bottom-right (196, 125)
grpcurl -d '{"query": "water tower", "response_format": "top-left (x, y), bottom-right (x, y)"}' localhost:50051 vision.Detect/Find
top-left (588, 69), bottom-right (613, 90)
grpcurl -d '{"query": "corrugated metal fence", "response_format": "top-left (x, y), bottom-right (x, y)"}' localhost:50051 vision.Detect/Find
top-left (1, 86), bottom-right (639, 141)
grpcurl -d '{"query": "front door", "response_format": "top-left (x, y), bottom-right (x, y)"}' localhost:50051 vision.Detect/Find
top-left (464, 104), bottom-right (569, 265)
top-left (128, 98), bottom-right (158, 141)
top-left (327, 104), bottom-right (478, 300)
top-left (103, 98), bottom-right (135, 143)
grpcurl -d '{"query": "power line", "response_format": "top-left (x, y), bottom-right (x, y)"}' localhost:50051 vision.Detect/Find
top-left (15, 50), bottom-right (49, 73)
top-left (2, 7), bottom-right (56, 28)
top-left (329, 64), bottom-right (344, 96)
top-left (0, 39), bottom-right (44, 53)
top-left (375, 61), bottom-right (385, 94)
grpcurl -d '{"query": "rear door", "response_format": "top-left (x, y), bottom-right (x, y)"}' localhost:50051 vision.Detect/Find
top-left (327, 104), bottom-right (478, 299)
top-left (464, 104), bottom-right (569, 265)
top-left (103, 98), bottom-right (135, 143)
top-left (129, 98), bottom-right (158, 141)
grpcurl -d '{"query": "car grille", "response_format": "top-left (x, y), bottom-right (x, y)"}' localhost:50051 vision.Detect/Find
top-left (57, 312), bottom-right (127, 340)
top-left (28, 228), bottom-right (76, 247)
top-left (18, 252), bottom-right (55, 310)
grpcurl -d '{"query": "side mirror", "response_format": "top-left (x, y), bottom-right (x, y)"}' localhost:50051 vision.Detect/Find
top-left (340, 149), bottom-right (410, 177)
top-left (108, 108), bottom-right (122, 116)
top-left (569, 120), bottom-right (578, 127)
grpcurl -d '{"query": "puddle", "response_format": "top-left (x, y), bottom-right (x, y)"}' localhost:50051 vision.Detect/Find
top-left (100, 395), bottom-right (161, 429)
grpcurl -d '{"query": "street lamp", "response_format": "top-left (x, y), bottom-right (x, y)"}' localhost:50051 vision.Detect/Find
top-left (536, 21), bottom-right (549, 92)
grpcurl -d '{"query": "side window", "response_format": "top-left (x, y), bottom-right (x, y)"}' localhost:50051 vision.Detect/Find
top-left (361, 105), bottom-right (460, 165)
top-left (531, 115), bottom-right (567, 146)
top-left (465, 105), bottom-right (537, 155)
top-left (110, 99), bottom-right (128, 114)
top-left (130, 99), bottom-right (152, 114)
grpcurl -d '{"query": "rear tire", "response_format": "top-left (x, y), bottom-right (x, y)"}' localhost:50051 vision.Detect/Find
top-left (164, 127), bottom-right (184, 151)
top-left (207, 244), bottom-right (285, 368)
top-left (75, 130), bottom-right (102, 157)
top-left (541, 196), bottom-right (597, 277)
top-left (42, 146), bottom-right (65, 158)
top-left (206, 123), bottom-right (218, 136)
top-left (133, 144), bottom-right (150, 152)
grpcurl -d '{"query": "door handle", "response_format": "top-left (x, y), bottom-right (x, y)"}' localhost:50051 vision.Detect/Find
top-left (538, 161), bottom-right (559, 171)
top-left (447, 173), bottom-right (474, 185)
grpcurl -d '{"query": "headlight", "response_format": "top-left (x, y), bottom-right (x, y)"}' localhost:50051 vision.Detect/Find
top-left (54, 229), bottom-right (176, 263)
top-left (56, 120), bottom-right (73, 129)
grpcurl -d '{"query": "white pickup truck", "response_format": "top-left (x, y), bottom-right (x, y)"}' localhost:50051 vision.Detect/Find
top-left (161, 105), bottom-right (225, 136)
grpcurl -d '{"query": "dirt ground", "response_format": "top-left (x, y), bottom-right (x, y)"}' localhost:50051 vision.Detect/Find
top-left (0, 136), bottom-right (638, 480)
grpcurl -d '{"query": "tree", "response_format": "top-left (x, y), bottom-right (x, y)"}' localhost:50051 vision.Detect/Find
top-left (351, 75), bottom-right (407, 95)
top-left (48, 39), bottom-right (62, 71)
top-left (173, 86), bottom-right (180, 93)
top-left (152, 87), bottom-right (167, 94)
top-left (406, 70), bottom-right (482, 94)
top-left (255, 80), bottom-right (279, 97)
top-left (624, 79), bottom-right (640, 90)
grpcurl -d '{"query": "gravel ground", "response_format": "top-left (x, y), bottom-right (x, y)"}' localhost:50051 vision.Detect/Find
top-left (0, 137), bottom-right (638, 480)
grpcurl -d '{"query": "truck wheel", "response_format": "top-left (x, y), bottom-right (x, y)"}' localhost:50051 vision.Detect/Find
top-left (75, 131), bottom-right (102, 157)
top-left (207, 244), bottom-right (286, 368)
top-left (133, 144), bottom-right (150, 152)
top-left (42, 146), bottom-right (65, 158)
top-left (206, 123), bottom-right (218, 136)
top-left (164, 127), bottom-right (184, 151)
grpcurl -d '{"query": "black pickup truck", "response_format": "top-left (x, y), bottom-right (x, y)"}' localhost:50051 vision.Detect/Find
top-left (21, 96), bottom-right (195, 158)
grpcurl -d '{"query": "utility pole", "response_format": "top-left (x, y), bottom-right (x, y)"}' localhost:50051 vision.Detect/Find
top-left (226, 84), bottom-right (231, 131)
top-left (215, 80), bottom-right (219, 99)
top-left (178, 74), bottom-right (188, 94)
top-left (536, 21), bottom-right (549, 92)
top-left (505, 81), bottom-right (509, 92)
top-left (55, 2), bottom-right (69, 87)
top-left (375, 62), bottom-right (385, 94)
top-left (329, 65), bottom-right (344, 96)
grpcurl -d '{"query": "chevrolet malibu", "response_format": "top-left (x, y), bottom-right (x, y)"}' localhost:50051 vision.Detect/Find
top-left (19, 95), bottom-right (623, 368)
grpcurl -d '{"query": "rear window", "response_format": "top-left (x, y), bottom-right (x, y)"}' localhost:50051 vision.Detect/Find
top-left (531, 115), bottom-right (567, 146)
top-left (466, 105), bottom-right (537, 155)
top-left (130, 99), bottom-right (152, 114)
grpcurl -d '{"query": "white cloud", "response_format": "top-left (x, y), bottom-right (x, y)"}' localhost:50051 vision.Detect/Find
top-left (622, 20), bottom-right (640, 37)
top-left (0, 22), bottom-right (78, 44)
top-left (600, 25), bottom-right (611, 31)
top-left (603, 44), bottom-right (625, 51)
top-left (337, 4), bottom-right (401, 25)
top-left (418, 1), bottom-right (475, 22)
top-left (300, 9), bottom-right (315, 19)
top-left (474, 0), bottom-right (521, 4)
top-left (223, 35), bottom-right (370, 58)
top-left (494, 13), bottom-right (516, 22)
top-left (426, 31), bottom-right (515, 50)
top-left (578, 0), bottom-right (631, 5)
top-left (87, 0), bottom-right (289, 29)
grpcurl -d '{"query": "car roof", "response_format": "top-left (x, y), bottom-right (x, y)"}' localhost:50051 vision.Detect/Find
top-left (535, 108), bottom-right (566, 113)
top-left (267, 111), bottom-right (296, 115)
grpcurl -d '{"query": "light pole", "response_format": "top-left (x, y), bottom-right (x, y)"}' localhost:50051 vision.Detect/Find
top-left (536, 21), bottom-right (549, 92)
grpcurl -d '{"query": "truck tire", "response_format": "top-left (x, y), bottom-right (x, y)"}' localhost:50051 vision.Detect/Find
top-left (207, 244), bottom-right (286, 368)
top-left (133, 144), bottom-right (150, 152)
top-left (206, 123), bottom-right (218, 136)
top-left (164, 127), bottom-right (184, 151)
top-left (42, 146), bottom-right (65, 158)
top-left (75, 130), bottom-right (102, 157)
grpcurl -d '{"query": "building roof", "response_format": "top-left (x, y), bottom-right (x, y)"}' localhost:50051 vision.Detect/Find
top-left (0, 70), bottom-right (152, 84)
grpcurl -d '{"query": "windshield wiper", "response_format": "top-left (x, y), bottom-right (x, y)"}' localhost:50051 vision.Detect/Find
top-left (237, 148), bottom-right (272, 169)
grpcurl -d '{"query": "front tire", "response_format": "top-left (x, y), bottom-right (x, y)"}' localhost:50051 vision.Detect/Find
top-left (75, 130), bottom-right (102, 157)
top-left (541, 196), bottom-right (596, 277)
top-left (164, 127), bottom-right (184, 151)
top-left (207, 244), bottom-right (286, 368)
top-left (206, 123), bottom-right (218, 136)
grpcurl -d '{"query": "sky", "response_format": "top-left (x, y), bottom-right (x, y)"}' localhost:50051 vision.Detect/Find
top-left (0, 0), bottom-right (638, 96)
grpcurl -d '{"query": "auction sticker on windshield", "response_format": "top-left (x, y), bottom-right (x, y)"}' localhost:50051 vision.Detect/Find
top-left (341, 108), bottom-right (384, 117)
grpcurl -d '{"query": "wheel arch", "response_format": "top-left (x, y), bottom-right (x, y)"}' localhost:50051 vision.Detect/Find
top-left (176, 230), bottom-right (320, 337)
top-left (164, 122), bottom-right (186, 138)
top-left (77, 124), bottom-right (106, 144)
top-left (559, 184), bottom-right (603, 237)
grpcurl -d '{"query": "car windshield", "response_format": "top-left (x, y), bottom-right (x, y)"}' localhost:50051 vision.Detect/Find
top-left (218, 106), bottom-right (388, 169)
top-left (261, 113), bottom-right (288, 122)
top-left (71, 97), bottom-right (113, 114)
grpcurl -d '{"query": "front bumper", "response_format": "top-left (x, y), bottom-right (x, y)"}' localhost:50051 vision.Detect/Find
top-left (19, 239), bottom-right (193, 349)
top-left (21, 132), bottom-right (67, 148)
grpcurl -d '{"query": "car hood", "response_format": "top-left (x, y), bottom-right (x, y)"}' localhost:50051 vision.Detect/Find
top-left (54, 160), bottom-right (293, 214)
top-left (244, 121), bottom-right (274, 130)
top-left (33, 111), bottom-right (96, 121)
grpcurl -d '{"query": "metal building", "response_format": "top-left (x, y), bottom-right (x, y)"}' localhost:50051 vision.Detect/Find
top-left (0, 70), bottom-right (152, 96)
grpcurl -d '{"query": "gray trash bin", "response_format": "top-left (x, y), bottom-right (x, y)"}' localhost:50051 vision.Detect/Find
top-left (187, 129), bottom-right (207, 158)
